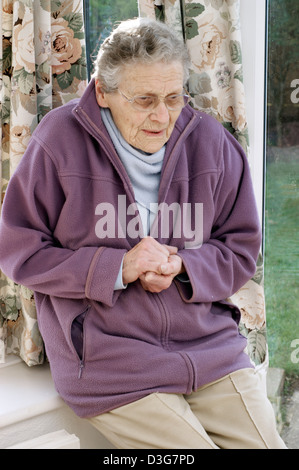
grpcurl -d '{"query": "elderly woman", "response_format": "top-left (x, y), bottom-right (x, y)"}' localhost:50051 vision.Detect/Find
top-left (0, 18), bottom-right (286, 449)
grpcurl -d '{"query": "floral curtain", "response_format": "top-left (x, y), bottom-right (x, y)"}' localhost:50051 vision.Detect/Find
top-left (138, 0), bottom-right (267, 369)
top-left (0, 0), bottom-right (87, 365)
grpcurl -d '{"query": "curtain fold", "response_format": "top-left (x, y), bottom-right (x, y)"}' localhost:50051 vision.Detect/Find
top-left (0, 0), bottom-right (87, 365)
top-left (138, 0), bottom-right (267, 369)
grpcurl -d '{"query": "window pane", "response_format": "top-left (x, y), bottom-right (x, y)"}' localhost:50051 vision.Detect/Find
top-left (265, 0), bottom-right (299, 373)
top-left (85, 0), bottom-right (139, 76)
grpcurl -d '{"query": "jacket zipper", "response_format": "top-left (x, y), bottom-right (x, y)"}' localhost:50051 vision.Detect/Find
top-left (182, 352), bottom-right (197, 392)
top-left (78, 360), bottom-right (84, 379)
top-left (152, 293), bottom-right (171, 350)
top-left (153, 294), bottom-right (196, 391)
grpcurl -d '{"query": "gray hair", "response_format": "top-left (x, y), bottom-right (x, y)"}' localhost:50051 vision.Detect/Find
top-left (92, 18), bottom-right (191, 92)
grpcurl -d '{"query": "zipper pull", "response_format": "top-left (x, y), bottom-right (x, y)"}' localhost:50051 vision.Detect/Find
top-left (78, 360), bottom-right (84, 379)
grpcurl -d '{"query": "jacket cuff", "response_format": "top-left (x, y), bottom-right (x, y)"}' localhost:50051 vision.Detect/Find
top-left (86, 247), bottom-right (127, 306)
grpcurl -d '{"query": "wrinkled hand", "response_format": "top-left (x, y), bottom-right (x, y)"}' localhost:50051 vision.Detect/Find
top-left (122, 237), bottom-right (184, 293)
top-left (139, 253), bottom-right (184, 293)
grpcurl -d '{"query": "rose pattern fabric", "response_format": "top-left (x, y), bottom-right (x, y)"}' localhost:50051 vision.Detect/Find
top-left (51, 17), bottom-right (82, 75)
top-left (0, 0), bottom-right (87, 365)
top-left (138, 0), bottom-right (267, 366)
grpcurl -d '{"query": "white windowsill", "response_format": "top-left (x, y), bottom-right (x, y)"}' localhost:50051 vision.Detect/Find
top-left (0, 358), bottom-right (63, 429)
top-left (0, 356), bottom-right (114, 449)
top-left (0, 353), bottom-right (22, 369)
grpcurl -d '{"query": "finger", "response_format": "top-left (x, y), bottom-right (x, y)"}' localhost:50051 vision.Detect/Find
top-left (142, 236), bottom-right (173, 258)
top-left (160, 255), bottom-right (182, 276)
top-left (142, 272), bottom-right (173, 293)
top-left (160, 263), bottom-right (177, 276)
top-left (164, 244), bottom-right (178, 255)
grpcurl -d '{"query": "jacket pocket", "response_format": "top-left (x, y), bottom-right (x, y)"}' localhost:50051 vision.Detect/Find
top-left (70, 305), bottom-right (90, 361)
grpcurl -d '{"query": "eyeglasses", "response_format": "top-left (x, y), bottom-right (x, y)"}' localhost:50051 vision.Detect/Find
top-left (118, 89), bottom-right (191, 112)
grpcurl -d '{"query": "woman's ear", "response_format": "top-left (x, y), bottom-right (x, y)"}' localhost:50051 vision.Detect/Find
top-left (95, 80), bottom-right (109, 108)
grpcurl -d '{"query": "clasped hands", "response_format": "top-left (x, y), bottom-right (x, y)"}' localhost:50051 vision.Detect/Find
top-left (122, 236), bottom-right (185, 293)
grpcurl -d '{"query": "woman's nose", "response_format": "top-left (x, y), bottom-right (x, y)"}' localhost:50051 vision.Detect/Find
top-left (149, 100), bottom-right (170, 123)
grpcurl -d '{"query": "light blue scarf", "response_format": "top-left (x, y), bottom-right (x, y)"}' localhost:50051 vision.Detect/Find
top-left (101, 108), bottom-right (165, 234)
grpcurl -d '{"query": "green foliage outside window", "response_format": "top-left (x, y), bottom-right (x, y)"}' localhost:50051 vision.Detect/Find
top-left (265, 0), bottom-right (299, 374)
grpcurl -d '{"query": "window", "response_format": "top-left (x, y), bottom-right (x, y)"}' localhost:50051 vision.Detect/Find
top-left (265, 0), bottom-right (299, 373)
top-left (84, 0), bottom-right (139, 78)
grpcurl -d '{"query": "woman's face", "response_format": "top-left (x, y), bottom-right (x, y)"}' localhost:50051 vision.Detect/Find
top-left (95, 61), bottom-right (185, 154)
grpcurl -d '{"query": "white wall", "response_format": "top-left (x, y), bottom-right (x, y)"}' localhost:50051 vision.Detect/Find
top-left (240, 0), bottom-right (267, 228)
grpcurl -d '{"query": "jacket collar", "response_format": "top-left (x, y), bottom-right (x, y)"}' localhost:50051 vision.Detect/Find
top-left (72, 79), bottom-right (202, 202)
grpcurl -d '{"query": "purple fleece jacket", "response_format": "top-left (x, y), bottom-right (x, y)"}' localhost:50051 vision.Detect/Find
top-left (0, 80), bottom-right (261, 418)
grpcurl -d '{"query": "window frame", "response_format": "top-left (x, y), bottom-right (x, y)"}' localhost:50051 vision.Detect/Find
top-left (83, 0), bottom-right (268, 241)
top-left (240, 0), bottom-right (268, 245)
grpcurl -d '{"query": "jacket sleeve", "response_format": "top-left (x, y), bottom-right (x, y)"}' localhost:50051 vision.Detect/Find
top-left (176, 128), bottom-right (262, 303)
top-left (0, 138), bottom-right (126, 307)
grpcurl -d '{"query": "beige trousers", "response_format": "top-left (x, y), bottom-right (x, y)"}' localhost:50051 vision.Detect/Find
top-left (88, 368), bottom-right (287, 449)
